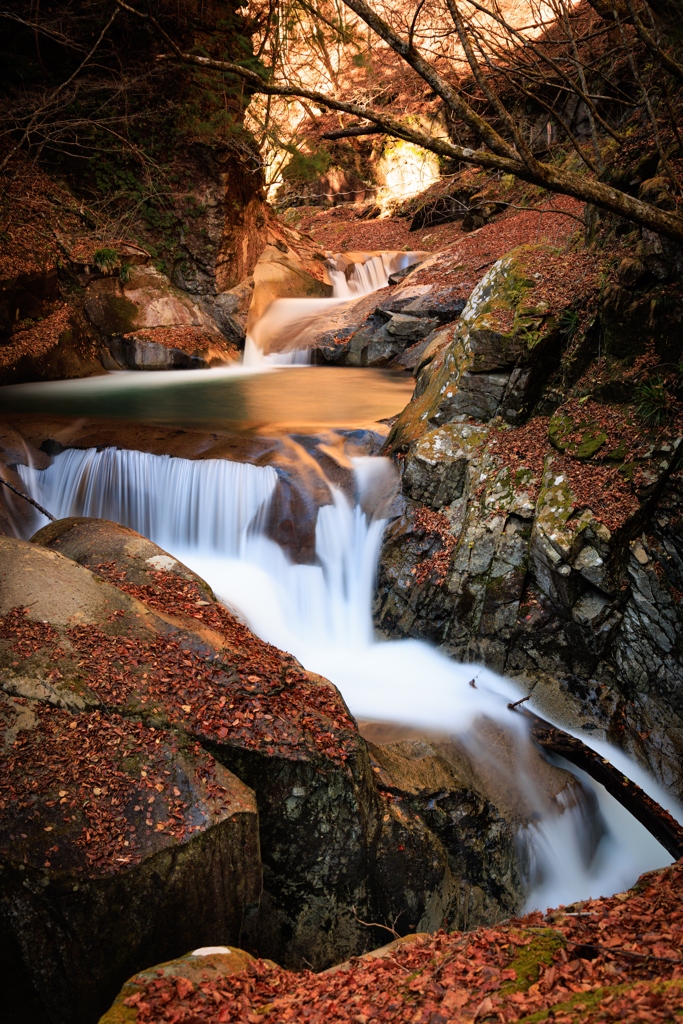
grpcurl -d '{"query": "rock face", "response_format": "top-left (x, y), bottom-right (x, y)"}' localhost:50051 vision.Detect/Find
top-left (0, 518), bottom-right (585, 1022)
top-left (247, 231), bottom-right (333, 334)
top-left (374, 241), bottom-right (683, 798)
top-left (84, 264), bottom-right (240, 369)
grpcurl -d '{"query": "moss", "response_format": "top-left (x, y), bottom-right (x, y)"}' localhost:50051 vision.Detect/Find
top-left (548, 410), bottom-right (606, 459)
top-left (502, 928), bottom-right (566, 995)
top-left (518, 978), bottom-right (683, 1024)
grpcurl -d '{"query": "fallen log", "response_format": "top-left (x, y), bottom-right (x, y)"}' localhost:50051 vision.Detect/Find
top-left (513, 706), bottom-right (683, 861)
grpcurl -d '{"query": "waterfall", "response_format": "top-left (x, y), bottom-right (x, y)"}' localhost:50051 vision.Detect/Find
top-left (19, 448), bottom-right (277, 556)
top-left (20, 447), bottom-right (678, 912)
top-left (243, 251), bottom-right (425, 365)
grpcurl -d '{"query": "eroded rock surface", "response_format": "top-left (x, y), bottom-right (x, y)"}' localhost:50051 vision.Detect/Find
top-left (375, 242), bottom-right (683, 797)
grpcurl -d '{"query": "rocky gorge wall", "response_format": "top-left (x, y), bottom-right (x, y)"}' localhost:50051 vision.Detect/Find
top-left (364, 222), bottom-right (683, 802)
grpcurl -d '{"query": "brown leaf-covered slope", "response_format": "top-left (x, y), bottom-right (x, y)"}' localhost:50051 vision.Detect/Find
top-left (112, 859), bottom-right (683, 1024)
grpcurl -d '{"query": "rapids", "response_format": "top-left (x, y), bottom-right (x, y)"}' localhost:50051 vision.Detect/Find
top-left (8, 250), bottom-right (681, 915)
top-left (17, 446), bottom-right (678, 912)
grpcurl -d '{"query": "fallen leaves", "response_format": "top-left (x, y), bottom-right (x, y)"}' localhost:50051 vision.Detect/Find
top-left (412, 507), bottom-right (456, 585)
top-left (120, 859), bottom-right (683, 1023)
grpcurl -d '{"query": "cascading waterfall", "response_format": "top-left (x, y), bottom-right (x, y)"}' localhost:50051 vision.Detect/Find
top-left (243, 251), bottom-right (424, 366)
top-left (18, 448), bottom-right (277, 555)
top-left (19, 447), bottom-right (679, 911)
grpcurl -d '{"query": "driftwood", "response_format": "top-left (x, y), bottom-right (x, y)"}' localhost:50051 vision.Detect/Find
top-left (0, 476), bottom-right (56, 521)
top-left (513, 706), bottom-right (683, 861)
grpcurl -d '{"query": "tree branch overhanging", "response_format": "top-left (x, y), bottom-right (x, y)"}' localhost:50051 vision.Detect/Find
top-left (111, 0), bottom-right (683, 244)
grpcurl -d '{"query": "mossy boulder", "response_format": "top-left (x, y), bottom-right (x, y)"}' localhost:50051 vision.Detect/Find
top-left (99, 947), bottom-right (265, 1024)
top-left (387, 245), bottom-right (583, 448)
top-left (548, 408), bottom-right (607, 459)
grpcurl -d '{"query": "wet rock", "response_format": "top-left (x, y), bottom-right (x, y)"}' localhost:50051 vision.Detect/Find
top-left (375, 408), bottom-right (683, 799)
top-left (360, 717), bottom-right (599, 933)
top-left (0, 520), bottom-right (564, 1015)
top-left (84, 265), bottom-right (238, 369)
top-left (105, 327), bottom-right (238, 370)
top-left (247, 235), bottom-right (332, 331)
top-left (203, 277), bottom-right (254, 347)
top-left (387, 245), bottom-right (590, 448)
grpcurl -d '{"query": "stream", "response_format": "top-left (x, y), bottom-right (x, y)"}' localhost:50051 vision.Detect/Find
top-left (3, 252), bottom-right (680, 916)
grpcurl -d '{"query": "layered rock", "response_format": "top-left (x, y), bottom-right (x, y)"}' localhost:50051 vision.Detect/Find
top-left (84, 264), bottom-right (240, 370)
top-left (374, 240), bottom-right (683, 797)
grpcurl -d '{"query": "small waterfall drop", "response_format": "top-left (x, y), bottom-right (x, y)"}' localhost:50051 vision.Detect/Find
top-left (19, 448), bottom-right (277, 556)
top-left (19, 447), bottom-right (678, 912)
top-left (243, 251), bottom-right (425, 365)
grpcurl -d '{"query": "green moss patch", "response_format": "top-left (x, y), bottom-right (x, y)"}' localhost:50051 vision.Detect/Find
top-left (502, 928), bottom-right (566, 994)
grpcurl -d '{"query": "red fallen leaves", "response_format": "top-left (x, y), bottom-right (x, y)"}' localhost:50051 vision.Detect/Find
top-left (1, 560), bottom-right (358, 768)
top-left (406, 197), bottom-right (584, 298)
top-left (122, 860), bottom-right (683, 1023)
top-left (487, 411), bottom-right (653, 533)
top-left (553, 456), bottom-right (640, 534)
top-left (412, 507), bottom-right (456, 586)
top-left (0, 306), bottom-right (72, 372)
top-left (488, 417), bottom-right (550, 502)
top-left (0, 697), bottom-right (227, 872)
top-left (123, 327), bottom-right (238, 360)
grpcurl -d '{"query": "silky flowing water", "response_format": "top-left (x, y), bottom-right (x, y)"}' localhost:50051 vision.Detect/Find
top-left (6, 253), bottom-right (681, 915)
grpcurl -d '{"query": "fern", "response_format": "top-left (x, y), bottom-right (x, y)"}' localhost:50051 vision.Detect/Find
top-left (635, 377), bottom-right (669, 426)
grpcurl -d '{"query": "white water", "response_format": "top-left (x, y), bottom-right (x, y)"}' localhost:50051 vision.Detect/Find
top-left (19, 448), bottom-right (677, 913)
top-left (244, 251), bottom-right (424, 366)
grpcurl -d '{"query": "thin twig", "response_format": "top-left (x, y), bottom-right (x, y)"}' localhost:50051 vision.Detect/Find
top-left (507, 694), bottom-right (532, 710)
top-left (351, 906), bottom-right (401, 940)
top-left (0, 477), bottom-right (56, 521)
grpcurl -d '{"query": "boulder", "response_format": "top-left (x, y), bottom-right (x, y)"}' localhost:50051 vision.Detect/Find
top-left (83, 265), bottom-right (238, 369)
top-left (99, 947), bottom-right (267, 1024)
top-left (386, 245), bottom-right (601, 450)
top-left (0, 518), bottom-right (587, 1020)
top-left (0, 539), bottom-right (261, 1024)
top-left (247, 235), bottom-right (332, 334)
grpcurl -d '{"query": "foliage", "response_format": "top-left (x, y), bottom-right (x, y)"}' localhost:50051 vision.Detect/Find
top-left (558, 309), bottom-right (581, 342)
top-left (281, 144), bottom-right (332, 182)
top-left (93, 247), bottom-right (120, 274)
top-left (635, 376), bottom-right (670, 424)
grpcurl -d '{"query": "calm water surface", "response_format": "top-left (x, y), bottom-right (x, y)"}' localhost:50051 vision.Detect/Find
top-left (0, 365), bottom-right (415, 434)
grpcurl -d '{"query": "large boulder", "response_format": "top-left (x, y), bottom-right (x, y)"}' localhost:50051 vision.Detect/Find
top-left (247, 232), bottom-right (332, 335)
top-left (83, 264), bottom-right (239, 369)
top-left (386, 245), bottom-right (601, 446)
top-left (0, 518), bottom-right (588, 1021)
top-left (0, 537), bottom-right (261, 1024)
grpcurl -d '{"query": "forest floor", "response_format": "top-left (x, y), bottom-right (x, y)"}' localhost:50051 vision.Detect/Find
top-left (120, 860), bottom-right (683, 1024)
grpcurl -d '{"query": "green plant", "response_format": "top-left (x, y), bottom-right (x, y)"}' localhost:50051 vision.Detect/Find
top-left (635, 376), bottom-right (669, 426)
top-left (119, 261), bottom-right (134, 284)
top-left (558, 308), bottom-right (580, 341)
top-left (94, 247), bottom-right (119, 274)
